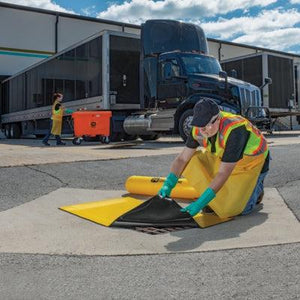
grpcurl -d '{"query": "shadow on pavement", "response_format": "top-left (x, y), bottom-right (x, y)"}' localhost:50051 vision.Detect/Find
top-left (165, 205), bottom-right (268, 252)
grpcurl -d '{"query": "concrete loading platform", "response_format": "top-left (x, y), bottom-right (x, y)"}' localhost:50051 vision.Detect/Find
top-left (0, 188), bottom-right (299, 256)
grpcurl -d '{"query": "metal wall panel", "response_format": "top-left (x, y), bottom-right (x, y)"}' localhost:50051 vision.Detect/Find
top-left (58, 17), bottom-right (122, 52)
top-left (0, 7), bottom-right (55, 52)
top-left (268, 55), bottom-right (294, 109)
top-left (221, 55), bottom-right (263, 88)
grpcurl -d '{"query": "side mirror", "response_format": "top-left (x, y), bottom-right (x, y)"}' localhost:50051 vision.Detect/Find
top-left (228, 69), bottom-right (237, 78)
top-left (163, 62), bottom-right (172, 80)
top-left (264, 77), bottom-right (272, 85)
top-left (260, 77), bottom-right (272, 90)
top-left (219, 71), bottom-right (228, 80)
top-left (219, 71), bottom-right (228, 91)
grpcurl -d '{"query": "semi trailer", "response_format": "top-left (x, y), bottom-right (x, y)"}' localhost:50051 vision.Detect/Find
top-left (1, 20), bottom-right (264, 142)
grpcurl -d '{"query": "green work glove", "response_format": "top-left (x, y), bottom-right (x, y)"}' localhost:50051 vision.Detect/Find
top-left (158, 172), bottom-right (178, 198)
top-left (181, 188), bottom-right (216, 216)
top-left (65, 109), bottom-right (74, 114)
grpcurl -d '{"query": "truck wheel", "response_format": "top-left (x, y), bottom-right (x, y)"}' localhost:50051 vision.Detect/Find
top-left (139, 134), bottom-right (160, 141)
top-left (178, 109), bottom-right (194, 142)
top-left (10, 123), bottom-right (21, 139)
top-left (4, 125), bottom-right (11, 139)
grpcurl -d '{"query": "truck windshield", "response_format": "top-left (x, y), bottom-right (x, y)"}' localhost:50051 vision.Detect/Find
top-left (181, 54), bottom-right (222, 75)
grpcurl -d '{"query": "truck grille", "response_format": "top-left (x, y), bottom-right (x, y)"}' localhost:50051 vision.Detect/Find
top-left (240, 87), bottom-right (261, 117)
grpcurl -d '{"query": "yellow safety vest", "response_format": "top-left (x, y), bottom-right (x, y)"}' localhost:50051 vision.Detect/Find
top-left (50, 100), bottom-right (64, 135)
top-left (51, 100), bottom-right (63, 121)
top-left (192, 111), bottom-right (268, 158)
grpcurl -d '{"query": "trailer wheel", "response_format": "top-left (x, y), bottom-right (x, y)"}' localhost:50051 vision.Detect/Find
top-left (178, 109), bottom-right (194, 142)
top-left (4, 124), bottom-right (11, 139)
top-left (72, 137), bottom-right (82, 145)
top-left (10, 123), bottom-right (21, 139)
top-left (139, 134), bottom-right (160, 141)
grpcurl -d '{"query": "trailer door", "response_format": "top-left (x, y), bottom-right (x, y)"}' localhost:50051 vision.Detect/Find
top-left (109, 35), bottom-right (140, 106)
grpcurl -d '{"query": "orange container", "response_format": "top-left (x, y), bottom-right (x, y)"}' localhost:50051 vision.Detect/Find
top-left (72, 111), bottom-right (112, 138)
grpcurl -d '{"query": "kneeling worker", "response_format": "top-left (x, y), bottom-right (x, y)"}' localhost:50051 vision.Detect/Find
top-left (159, 98), bottom-right (269, 218)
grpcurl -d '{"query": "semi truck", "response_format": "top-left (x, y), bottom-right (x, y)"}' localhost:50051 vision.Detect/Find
top-left (0, 20), bottom-right (264, 142)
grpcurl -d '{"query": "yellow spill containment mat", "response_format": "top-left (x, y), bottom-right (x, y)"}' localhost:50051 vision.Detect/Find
top-left (60, 195), bottom-right (232, 228)
top-left (60, 197), bottom-right (143, 227)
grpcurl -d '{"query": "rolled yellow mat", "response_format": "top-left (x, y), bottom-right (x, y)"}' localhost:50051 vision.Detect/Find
top-left (125, 176), bottom-right (199, 199)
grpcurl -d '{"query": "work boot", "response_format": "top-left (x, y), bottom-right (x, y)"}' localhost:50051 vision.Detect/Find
top-left (56, 142), bottom-right (66, 146)
top-left (43, 141), bottom-right (50, 146)
top-left (256, 191), bottom-right (264, 204)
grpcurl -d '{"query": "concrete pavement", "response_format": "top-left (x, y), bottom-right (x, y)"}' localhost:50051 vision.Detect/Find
top-left (0, 187), bottom-right (299, 256)
top-left (0, 135), bottom-right (299, 299)
top-left (0, 131), bottom-right (299, 167)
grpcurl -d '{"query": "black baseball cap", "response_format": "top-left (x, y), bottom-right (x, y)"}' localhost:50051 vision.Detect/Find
top-left (191, 98), bottom-right (220, 127)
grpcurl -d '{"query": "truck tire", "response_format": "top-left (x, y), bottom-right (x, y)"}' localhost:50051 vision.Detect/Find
top-left (5, 124), bottom-right (11, 139)
top-left (139, 134), bottom-right (160, 141)
top-left (178, 109), bottom-right (194, 142)
top-left (10, 123), bottom-right (21, 139)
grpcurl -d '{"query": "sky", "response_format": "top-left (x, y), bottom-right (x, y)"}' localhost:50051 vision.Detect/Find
top-left (2, 0), bottom-right (300, 53)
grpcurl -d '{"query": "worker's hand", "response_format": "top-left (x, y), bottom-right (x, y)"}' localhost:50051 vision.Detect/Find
top-left (158, 173), bottom-right (178, 198)
top-left (181, 188), bottom-right (216, 216)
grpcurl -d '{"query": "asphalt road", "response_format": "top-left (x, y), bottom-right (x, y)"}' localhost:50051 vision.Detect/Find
top-left (0, 143), bottom-right (299, 299)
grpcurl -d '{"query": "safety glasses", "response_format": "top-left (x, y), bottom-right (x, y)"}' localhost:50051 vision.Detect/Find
top-left (194, 114), bottom-right (219, 135)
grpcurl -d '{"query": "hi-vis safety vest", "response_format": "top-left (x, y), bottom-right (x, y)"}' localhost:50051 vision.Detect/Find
top-left (51, 100), bottom-right (63, 121)
top-left (191, 111), bottom-right (268, 158)
top-left (184, 111), bottom-right (268, 218)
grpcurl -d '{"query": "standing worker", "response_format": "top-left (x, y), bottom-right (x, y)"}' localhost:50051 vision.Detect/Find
top-left (159, 98), bottom-right (269, 218)
top-left (42, 93), bottom-right (72, 146)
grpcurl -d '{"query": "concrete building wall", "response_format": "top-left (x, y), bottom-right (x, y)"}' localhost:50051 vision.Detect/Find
top-left (0, 6), bottom-right (55, 75)
top-left (0, 4), bottom-right (140, 77)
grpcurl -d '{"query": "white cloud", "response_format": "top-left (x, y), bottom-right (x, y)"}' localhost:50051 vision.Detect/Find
top-left (1, 0), bottom-right (75, 14)
top-left (290, 0), bottom-right (300, 4)
top-left (81, 5), bottom-right (97, 16)
top-left (97, 0), bottom-right (277, 24)
top-left (233, 28), bottom-right (300, 50)
top-left (201, 9), bottom-right (300, 40)
top-left (96, 1), bottom-right (300, 52)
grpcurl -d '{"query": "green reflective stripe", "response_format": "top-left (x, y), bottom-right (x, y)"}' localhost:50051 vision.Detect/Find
top-left (54, 109), bottom-right (61, 115)
top-left (191, 127), bottom-right (197, 140)
top-left (218, 111), bottom-right (268, 157)
top-left (0, 50), bottom-right (50, 58)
